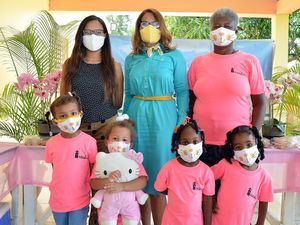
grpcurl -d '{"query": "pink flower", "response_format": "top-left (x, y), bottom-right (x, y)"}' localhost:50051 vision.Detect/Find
top-left (14, 73), bottom-right (35, 91)
top-left (34, 89), bottom-right (49, 101)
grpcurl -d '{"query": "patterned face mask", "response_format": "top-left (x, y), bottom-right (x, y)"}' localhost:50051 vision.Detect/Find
top-left (210, 27), bottom-right (237, 46)
top-left (178, 142), bottom-right (203, 163)
top-left (233, 145), bottom-right (259, 166)
top-left (54, 114), bottom-right (81, 134)
top-left (107, 141), bottom-right (131, 153)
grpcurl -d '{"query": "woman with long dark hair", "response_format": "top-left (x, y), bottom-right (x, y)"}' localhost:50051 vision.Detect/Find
top-left (60, 15), bottom-right (123, 152)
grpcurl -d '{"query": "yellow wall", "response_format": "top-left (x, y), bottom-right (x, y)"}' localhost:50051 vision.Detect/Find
top-left (0, 0), bottom-right (48, 92)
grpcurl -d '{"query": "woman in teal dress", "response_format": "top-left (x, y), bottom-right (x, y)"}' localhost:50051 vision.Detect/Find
top-left (124, 8), bottom-right (189, 225)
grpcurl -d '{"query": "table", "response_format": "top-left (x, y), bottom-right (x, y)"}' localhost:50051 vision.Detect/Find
top-left (0, 143), bottom-right (300, 225)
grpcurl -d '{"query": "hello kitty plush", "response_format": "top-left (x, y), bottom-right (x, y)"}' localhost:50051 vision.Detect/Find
top-left (90, 150), bottom-right (148, 225)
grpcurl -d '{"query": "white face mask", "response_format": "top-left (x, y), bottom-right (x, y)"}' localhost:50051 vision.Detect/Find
top-left (178, 142), bottom-right (203, 163)
top-left (210, 27), bottom-right (237, 46)
top-left (55, 115), bottom-right (81, 134)
top-left (82, 34), bottom-right (105, 51)
top-left (107, 141), bottom-right (131, 153)
top-left (233, 145), bottom-right (259, 166)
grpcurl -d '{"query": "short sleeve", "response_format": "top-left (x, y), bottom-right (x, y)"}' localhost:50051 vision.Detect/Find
top-left (258, 171), bottom-right (274, 202)
top-left (138, 163), bottom-right (148, 178)
top-left (202, 167), bottom-right (215, 196)
top-left (45, 140), bottom-right (53, 163)
top-left (187, 58), bottom-right (199, 91)
top-left (88, 138), bottom-right (98, 164)
top-left (248, 55), bottom-right (265, 95)
top-left (154, 164), bottom-right (169, 192)
top-left (211, 159), bottom-right (227, 180)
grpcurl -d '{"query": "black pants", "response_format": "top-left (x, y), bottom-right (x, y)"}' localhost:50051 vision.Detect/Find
top-left (200, 144), bottom-right (225, 193)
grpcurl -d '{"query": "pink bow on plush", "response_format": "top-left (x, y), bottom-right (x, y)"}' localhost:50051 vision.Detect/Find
top-left (124, 149), bottom-right (144, 164)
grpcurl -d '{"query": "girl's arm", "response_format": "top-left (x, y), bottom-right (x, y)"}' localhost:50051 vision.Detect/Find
top-left (202, 194), bottom-right (213, 225)
top-left (255, 201), bottom-right (268, 225)
top-left (102, 176), bottom-right (147, 193)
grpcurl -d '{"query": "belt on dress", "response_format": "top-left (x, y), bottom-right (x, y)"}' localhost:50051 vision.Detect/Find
top-left (133, 95), bottom-right (173, 101)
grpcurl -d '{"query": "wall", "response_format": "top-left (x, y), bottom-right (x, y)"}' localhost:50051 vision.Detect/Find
top-left (0, 0), bottom-right (48, 91)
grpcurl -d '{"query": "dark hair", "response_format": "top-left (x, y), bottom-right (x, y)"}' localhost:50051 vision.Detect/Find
top-left (132, 8), bottom-right (174, 54)
top-left (50, 92), bottom-right (82, 118)
top-left (224, 125), bottom-right (265, 164)
top-left (171, 119), bottom-right (206, 155)
top-left (61, 15), bottom-right (122, 107)
top-left (105, 119), bottom-right (136, 142)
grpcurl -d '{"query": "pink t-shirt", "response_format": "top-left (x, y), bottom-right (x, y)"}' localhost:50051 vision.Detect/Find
top-left (45, 131), bottom-right (97, 212)
top-left (211, 159), bottom-right (273, 225)
top-left (154, 158), bottom-right (215, 225)
top-left (188, 51), bottom-right (265, 145)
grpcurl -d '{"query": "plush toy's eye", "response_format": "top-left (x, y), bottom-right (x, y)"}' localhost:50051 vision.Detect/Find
top-left (129, 169), bottom-right (132, 174)
top-left (104, 170), bottom-right (108, 176)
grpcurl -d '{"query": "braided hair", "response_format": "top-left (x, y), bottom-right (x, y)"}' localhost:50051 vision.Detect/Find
top-left (224, 125), bottom-right (265, 164)
top-left (171, 118), bottom-right (206, 155)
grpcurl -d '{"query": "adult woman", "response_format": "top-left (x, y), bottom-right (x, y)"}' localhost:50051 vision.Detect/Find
top-left (124, 8), bottom-right (189, 225)
top-left (188, 8), bottom-right (266, 167)
top-left (60, 15), bottom-right (123, 225)
top-left (60, 15), bottom-right (123, 153)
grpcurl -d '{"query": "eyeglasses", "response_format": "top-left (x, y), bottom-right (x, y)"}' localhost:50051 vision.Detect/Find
top-left (140, 21), bottom-right (160, 29)
top-left (83, 29), bottom-right (105, 36)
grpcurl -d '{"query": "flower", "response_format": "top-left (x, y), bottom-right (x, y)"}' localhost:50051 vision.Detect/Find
top-left (15, 70), bottom-right (62, 101)
top-left (265, 72), bottom-right (300, 125)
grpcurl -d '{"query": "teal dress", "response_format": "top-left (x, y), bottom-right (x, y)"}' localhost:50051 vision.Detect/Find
top-left (124, 48), bottom-right (189, 195)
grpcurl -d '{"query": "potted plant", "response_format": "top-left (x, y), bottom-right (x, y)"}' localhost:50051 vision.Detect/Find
top-left (0, 11), bottom-right (78, 142)
top-left (263, 63), bottom-right (300, 138)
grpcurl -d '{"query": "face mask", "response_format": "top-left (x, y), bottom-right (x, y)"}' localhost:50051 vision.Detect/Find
top-left (140, 25), bottom-right (161, 44)
top-left (178, 142), bottom-right (203, 163)
top-left (210, 27), bottom-right (237, 46)
top-left (82, 34), bottom-right (105, 51)
top-left (233, 145), bottom-right (259, 166)
top-left (108, 141), bottom-right (131, 153)
top-left (54, 115), bottom-right (81, 134)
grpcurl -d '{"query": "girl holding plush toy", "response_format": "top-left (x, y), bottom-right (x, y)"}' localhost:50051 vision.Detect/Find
top-left (154, 118), bottom-right (215, 225)
top-left (90, 114), bottom-right (148, 225)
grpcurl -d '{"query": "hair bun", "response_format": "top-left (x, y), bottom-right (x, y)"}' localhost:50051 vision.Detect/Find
top-left (116, 114), bottom-right (129, 122)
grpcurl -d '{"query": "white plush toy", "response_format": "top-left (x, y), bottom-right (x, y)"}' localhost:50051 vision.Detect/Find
top-left (91, 150), bottom-right (148, 225)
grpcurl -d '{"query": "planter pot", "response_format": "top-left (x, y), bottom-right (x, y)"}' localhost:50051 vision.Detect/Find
top-left (262, 123), bottom-right (285, 139)
top-left (38, 120), bottom-right (60, 138)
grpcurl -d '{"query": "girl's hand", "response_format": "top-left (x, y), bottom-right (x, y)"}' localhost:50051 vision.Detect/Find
top-left (104, 182), bottom-right (124, 193)
top-left (108, 170), bottom-right (121, 182)
top-left (212, 195), bottom-right (219, 214)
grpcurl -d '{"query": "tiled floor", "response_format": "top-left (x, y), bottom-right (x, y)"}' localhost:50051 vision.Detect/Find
top-left (24, 188), bottom-right (283, 225)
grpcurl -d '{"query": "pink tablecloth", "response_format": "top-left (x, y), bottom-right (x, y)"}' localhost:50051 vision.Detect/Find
top-left (262, 148), bottom-right (300, 193)
top-left (0, 143), bottom-right (300, 201)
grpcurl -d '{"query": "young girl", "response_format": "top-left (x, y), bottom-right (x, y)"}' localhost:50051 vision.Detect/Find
top-left (90, 115), bottom-right (148, 224)
top-left (154, 118), bottom-right (215, 225)
top-left (212, 125), bottom-right (273, 225)
top-left (45, 93), bottom-right (98, 225)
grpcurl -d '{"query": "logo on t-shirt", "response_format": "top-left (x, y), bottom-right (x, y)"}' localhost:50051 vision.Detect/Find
top-left (192, 181), bottom-right (202, 191)
top-left (74, 150), bottom-right (87, 159)
top-left (247, 187), bottom-right (256, 199)
top-left (231, 67), bottom-right (246, 76)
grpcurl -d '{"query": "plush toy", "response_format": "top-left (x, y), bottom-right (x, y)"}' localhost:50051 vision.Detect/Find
top-left (91, 150), bottom-right (148, 225)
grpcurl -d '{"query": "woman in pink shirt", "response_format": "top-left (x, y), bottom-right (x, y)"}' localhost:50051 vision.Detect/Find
top-left (45, 93), bottom-right (98, 225)
top-left (188, 8), bottom-right (266, 167)
top-left (154, 118), bottom-right (215, 225)
top-left (211, 125), bottom-right (273, 225)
